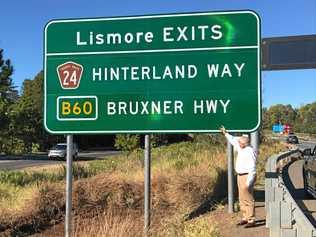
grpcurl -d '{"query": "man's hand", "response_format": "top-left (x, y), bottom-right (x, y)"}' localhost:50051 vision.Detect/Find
top-left (220, 126), bottom-right (227, 135)
top-left (246, 173), bottom-right (256, 188)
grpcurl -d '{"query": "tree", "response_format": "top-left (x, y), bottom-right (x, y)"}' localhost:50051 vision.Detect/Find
top-left (262, 107), bottom-right (269, 129)
top-left (294, 102), bottom-right (316, 134)
top-left (0, 49), bottom-right (14, 153)
top-left (263, 104), bottom-right (297, 130)
top-left (0, 49), bottom-right (14, 97)
top-left (9, 72), bottom-right (47, 152)
top-left (263, 102), bottom-right (316, 134)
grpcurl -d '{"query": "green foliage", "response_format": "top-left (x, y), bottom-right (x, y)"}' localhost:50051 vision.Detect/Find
top-left (114, 134), bottom-right (140, 154)
top-left (61, 164), bottom-right (99, 180)
top-left (183, 218), bottom-right (219, 237)
top-left (263, 102), bottom-right (316, 134)
top-left (87, 158), bottom-right (120, 174)
top-left (0, 162), bottom-right (116, 188)
top-left (0, 49), bottom-right (15, 153)
top-left (0, 170), bottom-right (61, 187)
top-left (192, 134), bottom-right (225, 147)
top-left (0, 49), bottom-right (14, 97)
top-left (4, 71), bottom-right (61, 153)
top-left (294, 102), bottom-right (316, 134)
top-left (151, 134), bottom-right (168, 147)
top-left (0, 137), bottom-right (27, 155)
top-left (9, 73), bottom-right (44, 152)
top-left (150, 141), bottom-right (225, 172)
top-left (263, 104), bottom-right (297, 129)
top-left (31, 143), bottom-right (40, 153)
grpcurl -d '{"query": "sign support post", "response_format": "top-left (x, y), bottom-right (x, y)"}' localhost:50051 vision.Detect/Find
top-left (227, 141), bottom-right (234, 213)
top-left (144, 134), bottom-right (151, 235)
top-left (65, 135), bottom-right (73, 237)
top-left (251, 131), bottom-right (259, 155)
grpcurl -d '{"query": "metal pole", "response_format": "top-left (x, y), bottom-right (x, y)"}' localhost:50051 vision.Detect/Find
top-left (251, 131), bottom-right (259, 156)
top-left (227, 141), bottom-right (234, 213)
top-left (65, 135), bottom-right (73, 237)
top-left (144, 134), bottom-right (151, 235)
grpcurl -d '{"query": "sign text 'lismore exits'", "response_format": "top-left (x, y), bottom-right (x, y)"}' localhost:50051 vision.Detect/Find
top-left (76, 24), bottom-right (223, 46)
top-left (44, 11), bottom-right (261, 134)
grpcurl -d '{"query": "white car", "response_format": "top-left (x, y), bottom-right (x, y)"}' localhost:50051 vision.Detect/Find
top-left (48, 143), bottom-right (78, 160)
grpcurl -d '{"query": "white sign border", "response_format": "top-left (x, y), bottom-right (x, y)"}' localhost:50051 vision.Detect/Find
top-left (44, 10), bottom-right (261, 134)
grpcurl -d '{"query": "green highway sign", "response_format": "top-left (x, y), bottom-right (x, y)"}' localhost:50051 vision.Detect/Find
top-left (44, 10), bottom-right (261, 134)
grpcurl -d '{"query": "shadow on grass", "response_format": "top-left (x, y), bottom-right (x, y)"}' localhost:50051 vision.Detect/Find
top-left (185, 169), bottom-right (228, 220)
top-left (185, 173), bottom-right (268, 221)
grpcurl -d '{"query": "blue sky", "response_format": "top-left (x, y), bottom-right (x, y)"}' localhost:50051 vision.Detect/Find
top-left (1, 0), bottom-right (315, 108)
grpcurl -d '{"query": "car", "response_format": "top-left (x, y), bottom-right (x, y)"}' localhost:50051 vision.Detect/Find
top-left (48, 143), bottom-right (79, 160)
top-left (303, 146), bottom-right (316, 198)
top-left (286, 134), bottom-right (299, 144)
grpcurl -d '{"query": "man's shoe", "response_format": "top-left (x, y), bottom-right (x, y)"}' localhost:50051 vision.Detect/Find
top-left (244, 221), bottom-right (256, 228)
top-left (236, 220), bottom-right (248, 226)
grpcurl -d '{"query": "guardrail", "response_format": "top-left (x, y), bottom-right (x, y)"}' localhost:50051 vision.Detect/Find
top-left (265, 149), bottom-right (316, 237)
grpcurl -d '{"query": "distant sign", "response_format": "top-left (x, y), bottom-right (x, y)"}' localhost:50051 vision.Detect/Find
top-left (262, 35), bottom-right (316, 70)
top-left (44, 11), bottom-right (261, 134)
top-left (272, 124), bottom-right (283, 133)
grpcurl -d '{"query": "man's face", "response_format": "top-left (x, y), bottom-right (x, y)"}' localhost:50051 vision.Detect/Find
top-left (238, 139), bottom-right (247, 149)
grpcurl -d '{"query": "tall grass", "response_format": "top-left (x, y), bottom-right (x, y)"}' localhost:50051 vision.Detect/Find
top-left (256, 139), bottom-right (286, 184)
top-left (0, 138), bottom-right (285, 236)
top-left (158, 212), bottom-right (220, 237)
top-left (74, 210), bottom-right (142, 237)
top-left (0, 170), bottom-right (63, 187)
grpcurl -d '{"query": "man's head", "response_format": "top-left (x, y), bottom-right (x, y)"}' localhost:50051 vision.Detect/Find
top-left (238, 135), bottom-right (249, 148)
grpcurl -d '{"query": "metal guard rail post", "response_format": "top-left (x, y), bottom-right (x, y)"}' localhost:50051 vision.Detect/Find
top-left (265, 149), bottom-right (316, 237)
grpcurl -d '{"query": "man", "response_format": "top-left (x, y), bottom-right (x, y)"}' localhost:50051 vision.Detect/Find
top-left (220, 126), bottom-right (257, 228)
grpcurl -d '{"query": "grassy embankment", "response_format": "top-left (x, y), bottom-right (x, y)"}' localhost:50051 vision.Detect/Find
top-left (0, 136), bottom-right (285, 236)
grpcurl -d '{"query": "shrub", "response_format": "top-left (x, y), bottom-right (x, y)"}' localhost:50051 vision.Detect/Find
top-left (192, 134), bottom-right (225, 147)
top-left (114, 134), bottom-right (140, 156)
top-left (151, 134), bottom-right (168, 147)
top-left (2, 137), bottom-right (27, 155)
top-left (31, 143), bottom-right (40, 153)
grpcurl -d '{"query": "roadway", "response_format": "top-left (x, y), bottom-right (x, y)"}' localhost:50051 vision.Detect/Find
top-left (283, 141), bottom-right (316, 227)
top-left (0, 151), bottom-right (120, 170)
top-left (298, 139), bottom-right (316, 150)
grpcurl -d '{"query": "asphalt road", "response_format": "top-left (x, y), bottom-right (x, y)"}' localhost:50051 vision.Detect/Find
top-left (284, 141), bottom-right (316, 227)
top-left (298, 140), bottom-right (316, 150)
top-left (270, 134), bottom-right (316, 148)
top-left (0, 151), bottom-right (120, 170)
top-left (286, 160), bottom-right (316, 226)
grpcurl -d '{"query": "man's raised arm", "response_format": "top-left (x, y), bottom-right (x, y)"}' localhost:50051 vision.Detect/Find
top-left (220, 126), bottom-right (239, 148)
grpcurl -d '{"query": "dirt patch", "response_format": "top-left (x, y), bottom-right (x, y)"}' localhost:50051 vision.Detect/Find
top-left (209, 196), bottom-right (268, 237)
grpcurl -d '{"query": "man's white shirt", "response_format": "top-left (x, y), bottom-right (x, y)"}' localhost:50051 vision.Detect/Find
top-left (225, 133), bottom-right (257, 186)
